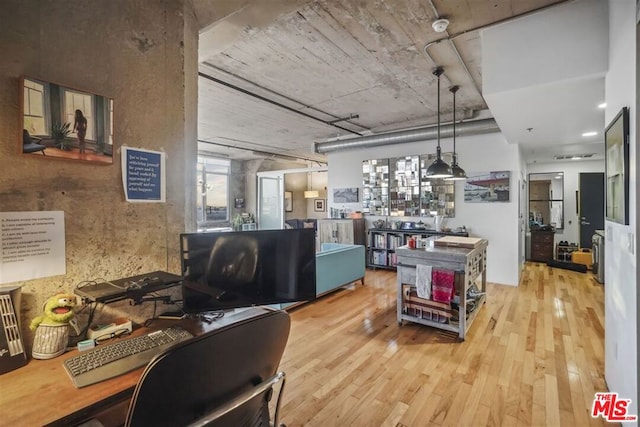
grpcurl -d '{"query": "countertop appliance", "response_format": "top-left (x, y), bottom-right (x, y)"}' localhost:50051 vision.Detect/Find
top-left (592, 230), bottom-right (605, 284)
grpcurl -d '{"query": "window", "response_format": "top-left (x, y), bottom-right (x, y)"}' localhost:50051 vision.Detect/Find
top-left (529, 172), bottom-right (564, 230)
top-left (64, 89), bottom-right (94, 141)
top-left (197, 156), bottom-right (230, 225)
top-left (23, 78), bottom-right (47, 135)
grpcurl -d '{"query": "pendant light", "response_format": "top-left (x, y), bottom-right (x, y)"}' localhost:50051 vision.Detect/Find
top-left (446, 85), bottom-right (467, 180)
top-left (304, 171), bottom-right (319, 198)
top-left (425, 67), bottom-right (453, 178)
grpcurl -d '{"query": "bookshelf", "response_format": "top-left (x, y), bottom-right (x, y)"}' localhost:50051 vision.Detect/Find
top-left (367, 228), bottom-right (469, 270)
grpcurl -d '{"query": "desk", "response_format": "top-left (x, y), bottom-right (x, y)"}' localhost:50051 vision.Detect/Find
top-left (0, 307), bottom-right (268, 426)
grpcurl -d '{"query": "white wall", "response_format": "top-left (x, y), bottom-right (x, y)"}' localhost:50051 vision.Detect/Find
top-left (527, 160), bottom-right (605, 246)
top-left (604, 0), bottom-right (637, 419)
top-left (327, 132), bottom-right (522, 286)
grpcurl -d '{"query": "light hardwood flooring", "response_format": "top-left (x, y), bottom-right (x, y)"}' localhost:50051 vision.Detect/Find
top-left (277, 262), bottom-right (607, 426)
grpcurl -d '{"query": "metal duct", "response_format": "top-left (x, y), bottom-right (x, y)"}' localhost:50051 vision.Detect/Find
top-left (315, 118), bottom-right (499, 154)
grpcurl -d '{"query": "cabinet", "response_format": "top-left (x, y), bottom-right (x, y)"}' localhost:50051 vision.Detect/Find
top-left (530, 230), bottom-right (554, 262)
top-left (318, 219), bottom-right (366, 246)
top-left (367, 228), bottom-right (469, 270)
top-left (395, 239), bottom-right (488, 340)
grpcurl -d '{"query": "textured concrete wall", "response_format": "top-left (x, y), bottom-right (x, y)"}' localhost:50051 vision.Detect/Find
top-left (0, 0), bottom-right (197, 348)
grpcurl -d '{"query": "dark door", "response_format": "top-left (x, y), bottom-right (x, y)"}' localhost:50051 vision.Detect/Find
top-left (579, 172), bottom-right (604, 248)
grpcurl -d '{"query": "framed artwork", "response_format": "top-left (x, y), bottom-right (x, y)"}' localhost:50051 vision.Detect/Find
top-left (234, 197), bottom-right (245, 209)
top-left (333, 187), bottom-right (359, 203)
top-left (314, 199), bottom-right (325, 212)
top-left (284, 191), bottom-right (293, 212)
top-left (21, 76), bottom-right (114, 164)
top-left (605, 107), bottom-right (630, 224)
top-left (464, 171), bottom-right (511, 202)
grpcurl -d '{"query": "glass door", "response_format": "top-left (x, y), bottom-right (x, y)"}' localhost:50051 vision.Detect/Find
top-left (258, 176), bottom-right (283, 229)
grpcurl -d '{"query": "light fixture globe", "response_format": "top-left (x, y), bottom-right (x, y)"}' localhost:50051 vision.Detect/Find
top-left (425, 66), bottom-right (453, 179)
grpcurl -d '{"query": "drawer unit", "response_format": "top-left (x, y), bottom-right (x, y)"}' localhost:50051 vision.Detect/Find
top-left (530, 230), bottom-right (554, 262)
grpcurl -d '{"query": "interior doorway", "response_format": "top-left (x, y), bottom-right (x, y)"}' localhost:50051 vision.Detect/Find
top-left (578, 172), bottom-right (604, 248)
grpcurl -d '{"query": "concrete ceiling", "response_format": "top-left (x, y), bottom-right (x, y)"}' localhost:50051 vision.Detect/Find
top-left (193, 0), bottom-right (607, 165)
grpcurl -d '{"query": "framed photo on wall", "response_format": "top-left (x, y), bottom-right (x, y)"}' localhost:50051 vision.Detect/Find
top-left (21, 76), bottom-right (114, 164)
top-left (605, 106), bottom-right (629, 224)
top-left (284, 191), bottom-right (293, 212)
top-left (314, 199), bottom-right (325, 212)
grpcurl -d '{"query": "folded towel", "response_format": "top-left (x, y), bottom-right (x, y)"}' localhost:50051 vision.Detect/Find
top-left (432, 268), bottom-right (455, 304)
top-left (415, 264), bottom-right (432, 299)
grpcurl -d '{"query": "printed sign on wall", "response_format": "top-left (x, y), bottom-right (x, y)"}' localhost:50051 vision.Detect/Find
top-left (0, 211), bottom-right (65, 284)
top-left (121, 147), bottom-right (166, 202)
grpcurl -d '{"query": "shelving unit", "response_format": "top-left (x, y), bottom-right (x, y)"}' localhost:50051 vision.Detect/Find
top-left (367, 228), bottom-right (469, 270)
top-left (395, 239), bottom-right (488, 340)
top-left (555, 243), bottom-right (579, 262)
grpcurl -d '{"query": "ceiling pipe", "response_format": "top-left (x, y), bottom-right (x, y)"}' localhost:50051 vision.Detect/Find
top-left (314, 118), bottom-right (499, 154)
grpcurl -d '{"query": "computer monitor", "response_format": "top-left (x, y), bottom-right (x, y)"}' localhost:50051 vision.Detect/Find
top-left (180, 228), bottom-right (316, 312)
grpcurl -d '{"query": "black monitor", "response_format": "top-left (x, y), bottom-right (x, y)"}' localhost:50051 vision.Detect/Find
top-left (180, 228), bottom-right (316, 312)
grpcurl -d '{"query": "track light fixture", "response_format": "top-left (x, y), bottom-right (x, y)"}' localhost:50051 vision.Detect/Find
top-left (425, 67), bottom-right (453, 179)
top-left (446, 85), bottom-right (467, 181)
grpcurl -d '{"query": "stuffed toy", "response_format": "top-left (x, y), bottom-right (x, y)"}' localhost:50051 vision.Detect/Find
top-left (30, 293), bottom-right (77, 359)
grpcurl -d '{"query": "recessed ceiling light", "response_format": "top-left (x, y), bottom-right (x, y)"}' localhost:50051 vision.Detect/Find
top-left (598, 102), bottom-right (607, 109)
top-left (582, 131), bottom-right (598, 137)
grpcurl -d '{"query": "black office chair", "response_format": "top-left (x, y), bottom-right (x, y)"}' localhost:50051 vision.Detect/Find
top-left (124, 309), bottom-right (290, 427)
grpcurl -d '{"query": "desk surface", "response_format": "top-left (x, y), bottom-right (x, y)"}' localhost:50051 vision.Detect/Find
top-left (0, 307), bottom-right (268, 427)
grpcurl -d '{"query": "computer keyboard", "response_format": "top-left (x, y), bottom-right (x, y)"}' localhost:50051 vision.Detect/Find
top-left (63, 326), bottom-right (194, 388)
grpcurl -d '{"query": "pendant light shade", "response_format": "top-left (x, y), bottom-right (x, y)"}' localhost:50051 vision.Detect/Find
top-left (445, 85), bottom-right (467, 181)
top-left (425, 67), bottom-right (453, 179)
top-left (304, 171), bottom-right (319, 198)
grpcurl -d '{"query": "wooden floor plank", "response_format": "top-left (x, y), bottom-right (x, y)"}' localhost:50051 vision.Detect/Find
top-left (275, 262), bottom-right (606, 426)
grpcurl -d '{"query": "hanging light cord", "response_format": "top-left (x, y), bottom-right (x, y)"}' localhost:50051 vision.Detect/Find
top-left (450, 85), bottom-right (459, 163)
top-left (433, 67), bottom-right (444, 156)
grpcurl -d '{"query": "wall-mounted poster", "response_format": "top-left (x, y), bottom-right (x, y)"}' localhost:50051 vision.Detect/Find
top-left (464, 171), bottom-right (511, 202)
top-left (333, 187), bottom-right (359, 203)
top-left (0, 211), bottom-right (66, 284)
top-left (21, 76), bottom-right (114, 164)
top-left (121, 147), bottom-right (166, 202)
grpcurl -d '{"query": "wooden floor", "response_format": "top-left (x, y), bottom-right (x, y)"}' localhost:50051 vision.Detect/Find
top-left (277, 262), bottom-right (607, 426)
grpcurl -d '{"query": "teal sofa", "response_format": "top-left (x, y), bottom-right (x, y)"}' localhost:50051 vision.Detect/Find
top-left (316, 243), bottom-right (365, 295)
top-left (273, 243), bottom-right (365, 310)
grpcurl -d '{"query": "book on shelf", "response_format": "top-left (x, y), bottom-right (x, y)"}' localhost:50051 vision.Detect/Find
top-left (388, 252), bottom-right (397, 266)
top-left (372, 250), bottom-right (387, 266)
top-left (388, 235), bottom-right (403, 249)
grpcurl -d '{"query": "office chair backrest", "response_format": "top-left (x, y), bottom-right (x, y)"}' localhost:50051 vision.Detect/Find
top-left (125, 309), bottom-right (290, 427)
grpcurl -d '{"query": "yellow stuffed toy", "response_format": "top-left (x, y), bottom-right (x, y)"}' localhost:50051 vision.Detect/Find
top-left (30, 293), bottom-right (77, 359)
